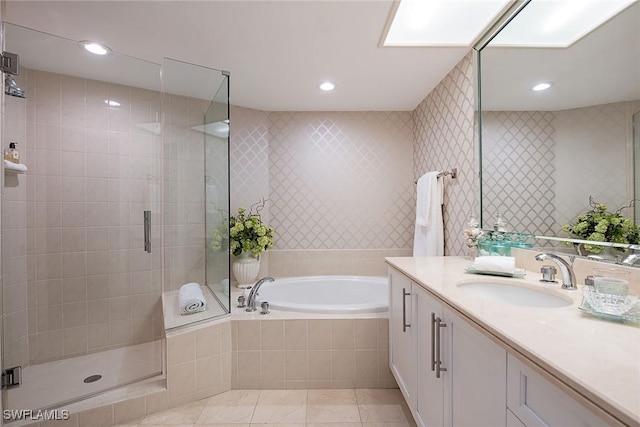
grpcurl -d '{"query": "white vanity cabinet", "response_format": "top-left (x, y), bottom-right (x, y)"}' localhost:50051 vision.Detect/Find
top-left (389, 267), bottom-right (507, 427)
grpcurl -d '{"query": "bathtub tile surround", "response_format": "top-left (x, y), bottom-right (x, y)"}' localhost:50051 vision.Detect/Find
top-left (413, 52), bottom-right (475, 256)
top-left (165, 319), bottom-right (232, 406)
top-left (231, 318), bottom-right (393, 390)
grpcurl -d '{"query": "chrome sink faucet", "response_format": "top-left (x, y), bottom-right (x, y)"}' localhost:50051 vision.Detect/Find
top-left (535, 253), bottom-right (577, 290)
top-left (246, 276), bottom-right (274, 312)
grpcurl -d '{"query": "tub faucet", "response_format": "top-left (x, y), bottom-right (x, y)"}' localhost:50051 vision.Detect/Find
top-left (246, 276), bottom-right (274, 312)
top-left (535, 253), bottom-right (577, 290)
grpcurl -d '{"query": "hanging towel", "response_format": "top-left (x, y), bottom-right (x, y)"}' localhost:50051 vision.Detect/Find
top-left (413, 171), bottom-right (444, 256)
top-left (178, 282), bottom-right (207, 315)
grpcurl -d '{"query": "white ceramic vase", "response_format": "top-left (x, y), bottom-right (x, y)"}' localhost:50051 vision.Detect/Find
top-left (232, 252), bottom-right (260, 289)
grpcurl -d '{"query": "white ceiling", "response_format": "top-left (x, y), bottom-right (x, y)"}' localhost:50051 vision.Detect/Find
top-left (3, 0), bottom-right (473, 112)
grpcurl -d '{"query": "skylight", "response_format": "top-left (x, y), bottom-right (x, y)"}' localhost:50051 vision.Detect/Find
top-left (383, 0), bottom-right (512, 47)
top-left (490, 0), bottom-right (635, 47)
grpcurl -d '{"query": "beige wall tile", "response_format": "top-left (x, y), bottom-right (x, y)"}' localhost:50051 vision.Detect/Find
top-left (331, 319), bottom-right (354, 350)
top-left (307, 320), bottom-right (331, 350)
top-left (167, 361), bottom-right (196, 402)
top-left (237, 319), bottom-right (261, 351)
top-left (196, 354), bottom-right (222, 392)
top-left (331, 350), bottom-right (355, 381)
top-left (113, 396), bottom-right (146, 424)
top-left (167, 331), bottom-right (196, 366)
top-left (355, 319), bottom-right (378, 350)
top-left (284, 320), bottom-right (307, 350)
top-left (284, 350), bottom-right (308, 381)
top-left (260, 320), bottom-right (284, 350)
top-left (261, 350), bottom-right (285, 382)
top-left (78, 404), bottom-right (113, 427)
top-left (308, 350), bottom-right (331, 381)
top-left (237, 350), bottom-right (261, 383)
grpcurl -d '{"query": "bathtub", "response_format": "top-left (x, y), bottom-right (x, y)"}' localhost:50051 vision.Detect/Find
top-left (256, 275), bottom-right (388, 314)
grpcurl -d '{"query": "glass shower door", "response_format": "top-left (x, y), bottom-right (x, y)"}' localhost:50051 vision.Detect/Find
top-left (161, 58), bottom-right (230, 329)
top-left (1, 23), bottom-right (163, 412)
top-left (204, 74), bottom-right (230, 312)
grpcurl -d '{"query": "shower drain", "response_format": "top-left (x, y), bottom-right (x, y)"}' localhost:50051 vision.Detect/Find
top-left (83, 374), bottom-right (102, 384)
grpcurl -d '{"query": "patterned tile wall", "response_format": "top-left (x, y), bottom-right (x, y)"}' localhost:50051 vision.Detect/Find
top-left (267, 112), bottom-right (414, 250)
top-left (482, 100), bottom-right (640, 238)
top-left (229, 106), bottom-right (270, 222)
top-left (481, 111), bottom-right (557, 236)
top-left (413, 53), bottom-right (477, 256)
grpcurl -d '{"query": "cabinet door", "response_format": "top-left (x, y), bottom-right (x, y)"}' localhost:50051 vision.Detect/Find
top-left (507, 354), bottom-right (612, 427)
top-left (415, 285), bottom-right (445, 427)
top-left (389, 268), bottom-right (415, 408)
top-left (447, 306), bottom-right (507, 427)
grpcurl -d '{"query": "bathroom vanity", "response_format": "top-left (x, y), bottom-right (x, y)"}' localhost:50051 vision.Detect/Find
top-left (386, 256), bottom-right (640, 427)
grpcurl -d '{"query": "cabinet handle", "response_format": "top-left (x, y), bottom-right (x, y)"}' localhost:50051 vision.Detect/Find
top-left (430, 312), bottom-right (436, 371)
top-left (402, 288), bottom-right (411, 332)
top-left (435, 316), bottom-right (447, 379)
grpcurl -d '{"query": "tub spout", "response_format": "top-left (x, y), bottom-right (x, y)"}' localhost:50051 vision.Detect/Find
top-left (246, 276), bottom-right (274, 312)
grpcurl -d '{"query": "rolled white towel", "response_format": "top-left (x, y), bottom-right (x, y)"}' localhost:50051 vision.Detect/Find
top-left (179, 282), bottom-right (207, 315)
top-left (474, 256), bottom-right (516, 274)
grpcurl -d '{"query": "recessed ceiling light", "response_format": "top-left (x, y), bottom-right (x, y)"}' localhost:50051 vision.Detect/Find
top-left (318, 81), bottom-right (336, 92)
top-left (532, 82), bottom-right (554, 92)
top-left (78, 40), bottom-right (113, 56)
top-left (490, 0), bottom-right (635, 47)
top-left (383, 0), bottom-right (511, 46)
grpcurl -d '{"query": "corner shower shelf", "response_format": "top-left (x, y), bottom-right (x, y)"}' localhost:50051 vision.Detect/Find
top-left (4, 163), bottom-right (27, 174)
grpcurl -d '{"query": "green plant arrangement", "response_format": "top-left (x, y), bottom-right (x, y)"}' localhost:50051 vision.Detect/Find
top-left (561, 197), bottom-right (640, 254)
top-left (229, 199), bottom-right (275, 258)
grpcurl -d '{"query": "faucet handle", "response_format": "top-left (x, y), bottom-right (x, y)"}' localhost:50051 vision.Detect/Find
top-left (260, 301), bottom-right (270, 315)
top-left (584, 275), bottom-right (596, 287)
top-left (237, 295), bottom-right (246, 308)
top-left (540, 265), bottom-right (557, 282)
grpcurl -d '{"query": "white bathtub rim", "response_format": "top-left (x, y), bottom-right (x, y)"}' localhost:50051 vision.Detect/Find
top-left (256, 275), bottom-right (388, 314)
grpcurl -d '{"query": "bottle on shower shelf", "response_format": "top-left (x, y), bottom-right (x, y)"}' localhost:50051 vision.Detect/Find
top-left (4, 142), bottom-right (19, 163)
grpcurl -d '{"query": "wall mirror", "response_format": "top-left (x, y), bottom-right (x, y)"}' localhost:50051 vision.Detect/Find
top-left (477, 0), bottom-right (640, 256)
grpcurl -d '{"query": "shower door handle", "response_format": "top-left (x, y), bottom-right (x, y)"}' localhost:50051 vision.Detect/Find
top-left (144, 210), bottom-right (151, 253)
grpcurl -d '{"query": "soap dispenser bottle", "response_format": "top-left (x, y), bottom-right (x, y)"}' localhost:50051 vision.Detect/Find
top-left (4, 142), bottom-right (19, 164)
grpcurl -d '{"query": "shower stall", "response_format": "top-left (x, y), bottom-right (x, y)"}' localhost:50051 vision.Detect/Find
top-left (0, 23), bottom-right (230, 413)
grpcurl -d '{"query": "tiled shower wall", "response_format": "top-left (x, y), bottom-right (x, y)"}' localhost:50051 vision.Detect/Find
top-left (413, 52), bottom-right (476, 256)
top-left (482, 100), bottom-right (640, 237)
top-left (2, 67), bottom-right (168, 366)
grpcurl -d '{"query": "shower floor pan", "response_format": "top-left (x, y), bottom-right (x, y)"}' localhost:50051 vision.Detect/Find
top-left (6, 339), bottom-right (163, 412)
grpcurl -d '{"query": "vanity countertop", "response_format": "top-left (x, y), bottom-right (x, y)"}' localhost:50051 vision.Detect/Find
top-left (385, 256), bottom-right (640, 427)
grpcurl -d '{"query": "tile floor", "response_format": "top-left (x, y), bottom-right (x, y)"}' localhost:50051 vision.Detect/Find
top-left (113, 389), bottom-right (416, 426)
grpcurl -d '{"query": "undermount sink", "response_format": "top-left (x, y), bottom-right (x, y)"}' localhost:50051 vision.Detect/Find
top-left (457, 281), bottom-right (574, 308)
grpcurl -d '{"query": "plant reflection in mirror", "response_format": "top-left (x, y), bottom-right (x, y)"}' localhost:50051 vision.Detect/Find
top-left (562, 196), bottom-right (640, 254)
